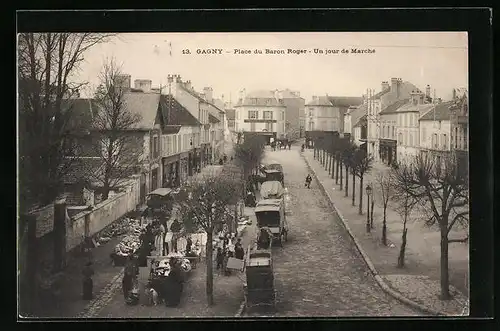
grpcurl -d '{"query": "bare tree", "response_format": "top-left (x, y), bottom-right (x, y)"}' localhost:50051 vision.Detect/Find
top-left (174, 175), bottom-right (239, 306)
top-left (234, 134), bottom-right (265, 194)
top-left (18, 33), bottom-right (114, 209)
top-left (88, 58), bottom-right (142, 200)
top-left (352, 149), bottom-right (373, 214)
top-left (404, 153), bottom-right (469, 299)
top-left (375, 171), bottom-right (395, 246)
top-left (391, 161), bottom-right (421, 268)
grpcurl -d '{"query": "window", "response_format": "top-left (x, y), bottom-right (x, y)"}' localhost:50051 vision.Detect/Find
top-left (152, 136), bottom-right (159, 158)
top-left (442, 134), bottom-right (447, 149)
top-left (392, 126), bottom-right (395, 138)
top-left (398, 132), bottom-right (403, 145)
top-left (432, 133), bottom-right (438, 149)
top-left (265, 122), bottom-right (273, 132)
top-left (438, 121), bottom-right (441, 130)
top-left (263, 111), bottom-right (273, 120)
top-left (248, 110), bottom-right (258, 119)
top-left (281, 111), bottom-right (285, 121)
top-left (250, 122), bottom-right (256, 132)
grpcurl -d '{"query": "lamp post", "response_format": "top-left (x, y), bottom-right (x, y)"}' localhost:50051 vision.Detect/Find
top-left (366, 184), bottom-right (372, 232)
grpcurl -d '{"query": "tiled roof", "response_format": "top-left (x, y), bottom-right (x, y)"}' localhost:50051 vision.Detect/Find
top-left (306, 96), bottom-right (332, 106)
top-left (63, 98), bottom-right (99, 133)
top-left (209, 113), bottom-right (220, 123)
top-left (353, 114), bottom-right (367, 128)
top-left (225, 108), bottom-right (235, 120)
top-left (327, 96), bottom-right (363, 107)
top-left (370, 89), bottom-right (391, 100)
top-left (379, 99), bottom-right (409, 115)
top-left (419, 101), bottom-right (454, 121)
top-left (161, 95), bottom-right (201, 126)
top-left (348, 104), bottom-right (367, 128)
top-left (396, 102), bottom-right (435, 115)
top-left (123, 92), bottom-right (161, 130)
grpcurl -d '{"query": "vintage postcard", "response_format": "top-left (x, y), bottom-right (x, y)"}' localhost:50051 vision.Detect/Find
top-left (18, 31), bottom-right (469, 318)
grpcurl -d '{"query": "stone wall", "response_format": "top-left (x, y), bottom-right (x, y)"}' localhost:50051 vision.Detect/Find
top-left (67, 175), bottom-right (141, 252)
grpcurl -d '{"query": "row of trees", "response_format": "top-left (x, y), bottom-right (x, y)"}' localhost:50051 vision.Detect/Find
top-left (315, 137), bottom-right (468, 300)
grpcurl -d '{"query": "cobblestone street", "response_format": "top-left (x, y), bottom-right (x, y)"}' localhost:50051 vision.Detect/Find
top-left (244, 147), bottom-right (421, 317)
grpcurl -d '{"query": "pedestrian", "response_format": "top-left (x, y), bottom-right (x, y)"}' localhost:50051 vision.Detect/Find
top-left (185, 235), bottom-right (193, 254)
top-left (224, 250), bottom-right (233, 276)
top-left (288, 141), bottom-right (292, 150)
top-left (305, 174), bottom-right (312, 189)
top-left (216, 247), bottom-right (224, 272)
top-left (234, 238), bottom-right (244, 260)
top-left (82, 261), bottom-right (94, 300)
top-left (170, 219), bottom-right (182, 253)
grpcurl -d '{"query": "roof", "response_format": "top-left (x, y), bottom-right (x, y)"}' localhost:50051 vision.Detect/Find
top-left (280, 89), bottom-right (303, 99)
top-left (63, 98), bottom-right (99, 133)
top-left (306, 96), bottom-right (332, 106)
top-left (379, 99), bottom-right (409, 115)
top-left (225, 108), bottom-right (235, 120)
top-left (396, 102), bottom-right (435, 115)
top-left (161, 95), bottom-right (201, 126)
top-left (348, 104), bottom-right (367, 127)
top-left (327, 96), bottom-right (363, 107)
top-left (353, 114), bottom-right (367, 128)
top-left (370, 89), bottom-right (391, 100)
top-left (419, 101), bottom-right (454, 121)
top-left (147, 188), bottom-right (173, 196)
top-left (208, 113), bottom-right (220, 123)
top-left (123, 92), bottom-right (161, 130)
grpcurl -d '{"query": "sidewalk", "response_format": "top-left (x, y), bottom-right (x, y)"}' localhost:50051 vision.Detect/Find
top-left (302, 150), bottom-right (469, 316)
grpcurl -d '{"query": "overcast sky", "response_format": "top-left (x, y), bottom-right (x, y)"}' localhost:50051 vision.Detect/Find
top-left (75, 32), bottom-right (468, 103)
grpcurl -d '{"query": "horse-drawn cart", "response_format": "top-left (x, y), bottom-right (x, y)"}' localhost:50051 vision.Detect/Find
top-left (243, 247), bottom-right (276, 311)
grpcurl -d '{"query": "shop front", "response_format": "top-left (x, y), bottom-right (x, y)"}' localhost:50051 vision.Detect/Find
top-left (179, 152), bottom-right (189, 185)
top-left (379, 139), bottom-right (397, 166)
top-left (162, 155), bottom-right (181, 188)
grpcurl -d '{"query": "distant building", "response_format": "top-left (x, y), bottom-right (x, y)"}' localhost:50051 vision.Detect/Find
top-left (366, 78), bottom-right (420, 161)
top-left (234, 89), bottom-right (287, 144)
top-left (225, 108), bottom-right (236, 132)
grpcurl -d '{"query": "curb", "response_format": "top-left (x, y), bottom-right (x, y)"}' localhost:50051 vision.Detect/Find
top-left (300, 152), bottom-right (445, 317)
top-left (235, 300), bottom-right (246, 317)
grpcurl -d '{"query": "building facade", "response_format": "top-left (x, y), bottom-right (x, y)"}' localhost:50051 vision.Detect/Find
top-left (280, 89), bottom-right (305, 140)
top-left (234, 89), bottom-right (287, 144)
top-left (394, 91), bottom-right (435, 164)
top-left (366, 78), bottom-right (419, 161)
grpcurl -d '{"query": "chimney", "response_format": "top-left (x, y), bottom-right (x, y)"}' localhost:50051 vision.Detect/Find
top-left (203, 87), bottom-right (213, 103)
top-left (175, 75), bottom-right (182, 83)
top-left (134, 79), bottom-right (152, 93)
top-left (115, 74), bottom-right (131, 91)
top-left (390, 78), bottom-right (398, 93)
top-left (410, 89), bottom-right (425, 105)
top-left (274, 89), bottom-right (279, 100)
top-left (381, 81), bottom-right (390, 91)
top-left (452, 88), bottom-right (457, 100)
top-left (425, 85), bottom-right (431, 98)
top-left (184, 80), bottom-right (192, 90)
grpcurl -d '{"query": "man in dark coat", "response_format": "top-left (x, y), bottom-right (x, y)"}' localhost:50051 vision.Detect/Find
top-left (170, 219), bottom-right (182, 252)
top-left (234, 238), bottom-right (245, 260)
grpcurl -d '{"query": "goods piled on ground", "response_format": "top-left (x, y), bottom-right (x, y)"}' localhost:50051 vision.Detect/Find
top-left (107, 218), bottom-right (143, 266)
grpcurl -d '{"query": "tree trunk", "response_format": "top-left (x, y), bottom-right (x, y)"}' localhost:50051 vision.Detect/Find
top-left (371, 199), bottom-right (375, 228)
top-left (382, 206), bottom-right (387, 246)
top-left (314, 147), bottom-right (316, 159)
top-left (344, 165), bottom-right (349, 197)
top-left (352, 174), bottom-right (356, 206)
top-left (397, 228), bottom-right (408, 268)
top-left (440, 231), bottom-right (451, 300)
top-left (358, 176), bottom-right (364, 215)
top-left (335, 154), bottom-right (339, 184)
top-left (339, 161), bottom-right (343, 190)
top-left (331, 155), bottom-right (335, 179)
top-left (205, 230), bottom-right (214, 306)
top-left (328, 154), bottom-right (332, 174)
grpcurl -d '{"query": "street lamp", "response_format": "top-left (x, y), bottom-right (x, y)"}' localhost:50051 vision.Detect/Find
top-left (366, 184), bottom-right (372, 232)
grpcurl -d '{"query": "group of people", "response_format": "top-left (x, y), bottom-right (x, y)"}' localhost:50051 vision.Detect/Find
top-left (215, 236), bottom-right (245, 276)
top-left (270, 140), bottom-right (292, 151)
